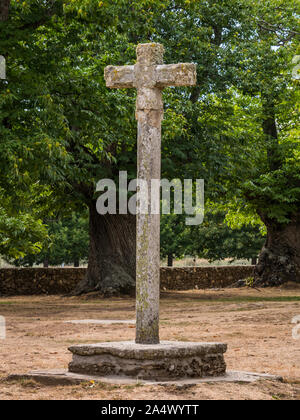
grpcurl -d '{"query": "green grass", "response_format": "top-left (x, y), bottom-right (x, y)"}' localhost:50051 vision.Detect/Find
top-left (179, 296), bottom-right (300, 304)
top-left (223, 296), bottom-right (300, 303)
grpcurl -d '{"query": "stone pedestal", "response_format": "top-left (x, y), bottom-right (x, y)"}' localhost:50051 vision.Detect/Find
top-left (68, 341), bottom-right (227, 381)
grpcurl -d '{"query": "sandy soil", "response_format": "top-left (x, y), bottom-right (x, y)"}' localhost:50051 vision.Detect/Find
top-left (0, 287), bottom-right (299, 400)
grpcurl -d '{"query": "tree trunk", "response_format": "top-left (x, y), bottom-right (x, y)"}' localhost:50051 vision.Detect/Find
top-left (73, 202), bottom-right (136, 295)
top-left (167, 254), bottom-right (173, 267)
top-left (254, 214), bottom-right (300, 286)
top-left (251, 257), bottom-right (257, 266)
top-left (253, 95), bottom-right (299, 286)
top-left (74, 259), bottom-right (79, 268)
top-left (0, 0), bottom-right (10, 21)
top-left (43, 259), bottom-right (49, 268)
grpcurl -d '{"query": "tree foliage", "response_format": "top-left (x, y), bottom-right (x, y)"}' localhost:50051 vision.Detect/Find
top-left (0, 1), bottom-right (299, 283)
top-left (11, 212), bottom-right (89, 266)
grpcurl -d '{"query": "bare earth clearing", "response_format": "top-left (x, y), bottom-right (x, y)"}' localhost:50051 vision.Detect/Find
top-left (0, 288), bottom-right (299, 400)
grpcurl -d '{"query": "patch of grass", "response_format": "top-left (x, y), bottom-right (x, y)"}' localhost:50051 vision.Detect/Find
top-left (80, 381), bottom-right (120, 391)
top-left (19, 379), bottom-right (40, 388)
top-left (123, 382), bottom-right (144, 390)
top-left (181, 296), bottom-right (300, 304)
top-left (228, 307), bottom-right (266, 312)
top-left (236, 296), bottom-right (300, 303)
top-left (233, 296), bottom-right (300, 303)
top-left (0, 301), bottom-right (15, 305)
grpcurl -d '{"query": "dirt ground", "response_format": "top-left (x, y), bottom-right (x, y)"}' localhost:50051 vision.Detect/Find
top-left (0, 287), bottom-right (299, 400)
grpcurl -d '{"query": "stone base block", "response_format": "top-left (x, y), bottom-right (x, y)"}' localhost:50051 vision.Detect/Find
top-left (68, 341), bottom-right (227, 380)
top-left (7, 370), bottom-right (283, 386)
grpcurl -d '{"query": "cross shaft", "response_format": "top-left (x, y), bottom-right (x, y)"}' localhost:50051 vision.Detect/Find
top-left (104, 43), bottom-right (196, 344)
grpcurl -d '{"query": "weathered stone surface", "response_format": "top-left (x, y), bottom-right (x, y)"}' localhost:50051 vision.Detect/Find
top-left (136, 107), bottom-right (162, 343)
top-left (7, 369), bottom-right (283, 386)
top-left (136, 43), bottom-right (165, 66)
top-left (68, 341), bottom-right (227, 380)
top-left (69, 341), bottom-right (227, 358)
top-left (104, 42), bottom-right (197, 345)
top-left (135, 88), bottom-right (163, 111)
top-left (156, 64), bottom-right (197, 87)
top-left (104, 65), bottom-right (134, 88)
top-left (160, 266), bottom-right (255, 290)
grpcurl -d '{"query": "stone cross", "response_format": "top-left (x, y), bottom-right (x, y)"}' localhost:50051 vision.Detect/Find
top-left (0, 55), bottom-right (5, 79)
top-left (104, 43), bottom-right (196, 345)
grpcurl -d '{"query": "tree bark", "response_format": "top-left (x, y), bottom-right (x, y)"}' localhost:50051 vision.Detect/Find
top-left (251, 257), bottom-right (257, 266)
top-left (262, 100), bottom-right (281, 172)
top-left (74, 259), bottom-right (80, 268)
top-left (0, 0), bottom-right (10, 21)
top-left (254, 214), bottom-right (300, 286)
top-left (73, 202), bottom-right (136, 295)
top-left (167, 254), bottom-right (173, 267)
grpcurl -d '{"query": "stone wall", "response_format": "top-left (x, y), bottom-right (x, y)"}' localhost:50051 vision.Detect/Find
top-left (0, 266), bottom-right (254, 296)
top-left (0, 268), bottom-right (83, 296)
top-left (160, 266), bottom-right (254, 290)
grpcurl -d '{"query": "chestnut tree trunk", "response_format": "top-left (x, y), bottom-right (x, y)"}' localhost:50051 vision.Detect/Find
top-left (254, 214), bottom-right (300, 286)
top-left (73, 202), bottom-right (136, 295)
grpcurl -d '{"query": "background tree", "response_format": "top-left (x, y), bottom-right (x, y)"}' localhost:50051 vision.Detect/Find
top-left (189, 211), bottom-right (265, 265)
top-left (161, 211), bottom-right (265, 267)
top-left (11, 212), bottom-right (89, 267)
top-left (0, 204), bottom-right (48, 260)
top-left (221, 1), bottom-right (300, 285)
top-left (160, 214), bottom-right (190, 267)
top-left (0, 0), bottom-right (299, 294)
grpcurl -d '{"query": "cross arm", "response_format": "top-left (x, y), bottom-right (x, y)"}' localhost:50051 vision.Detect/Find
top-left (104, 65), bottom-right (134, 89)
top-left (156, 63), bottom-right (197, 88)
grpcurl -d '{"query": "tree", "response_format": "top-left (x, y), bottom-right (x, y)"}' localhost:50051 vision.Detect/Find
top-left (12, 212), bottom-right (89, 267)
top-left (2, 0), bottom-right (253, 294)
top-left (189, 211), bottom-right (265, 264)
top-left (174, 0), bottom-right (299, 285)
top-left (161, 211), bottom-right (265, 266)
top-left (0, 204), bottom-right (47, 259)
top-left (0, 0), bottom-right (137, 293)
top-left (222, 1), bottom-right (300, 285)
top-left (1, 0), bottom-right (299, 294)
top-left (160, 214), bottom-right (190, 266)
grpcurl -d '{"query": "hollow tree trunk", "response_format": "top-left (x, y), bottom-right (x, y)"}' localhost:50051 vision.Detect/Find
top-left (73, 202), bottom-right (136, 296)
top-left (254, 214), bottom-right (300, 286)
